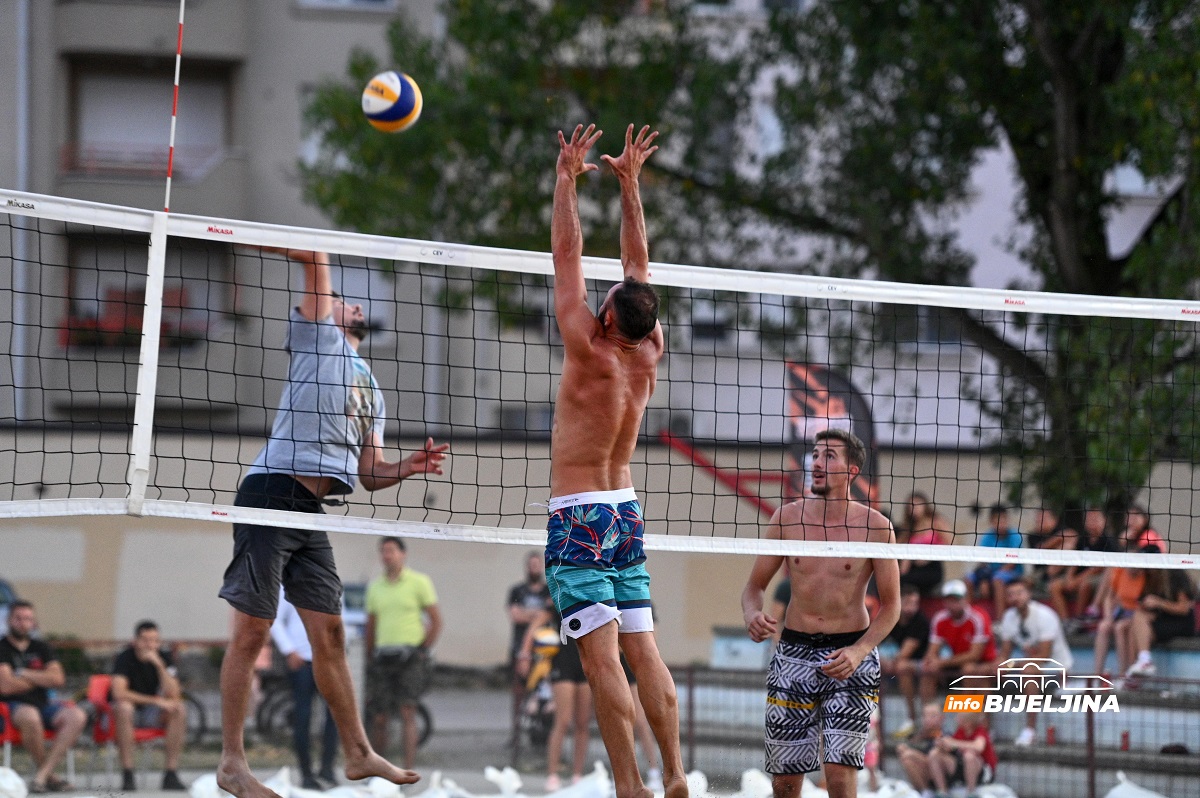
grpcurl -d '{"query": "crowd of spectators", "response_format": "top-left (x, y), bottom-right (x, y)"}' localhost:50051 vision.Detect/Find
top-left (837, 493), bottom-right (1198, 764)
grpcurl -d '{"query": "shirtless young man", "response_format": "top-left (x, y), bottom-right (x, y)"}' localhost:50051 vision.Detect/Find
top-left (545, 123), bottom-right (686, 798)
top-left (742, 429), bottom-right (901, 798)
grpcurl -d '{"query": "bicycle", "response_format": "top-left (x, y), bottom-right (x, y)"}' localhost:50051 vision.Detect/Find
top-left (254, 671), bottom-right (433, 751)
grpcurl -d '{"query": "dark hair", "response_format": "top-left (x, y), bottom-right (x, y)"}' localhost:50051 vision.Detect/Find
top-left (610, 278), bottom-right (659, 340)
top-left (9, 600), bottom-right (33, 613)
top-left (380, 536), bottom-right (406, 552)
top-left (814, 428), bottom-right (866, 471)
top-left (1005, 577), bottom-right (1033, 591)
top-left (135, 620), bottom-right (159, 637)
top-left (990, 503), bottom-right (1009, 517)
top-left (900, 582), bottom-right (921, 598)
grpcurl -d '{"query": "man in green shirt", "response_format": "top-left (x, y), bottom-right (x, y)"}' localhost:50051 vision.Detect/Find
top-left (365, 537), bottom-right (442, 769)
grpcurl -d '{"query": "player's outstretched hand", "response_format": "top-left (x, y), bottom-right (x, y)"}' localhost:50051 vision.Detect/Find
top-left (401, 437), bottom-right (450, 478)
top-left (821, 644), bottom-right (867, 681)
top-left (601, 124), bottom-right (659, 184)
top-left (557, 124), bottom-right (603, 180)
top-left (746, 611), bottom-right (778, 643)
top-left (259, 246), bottom-right (327, 265)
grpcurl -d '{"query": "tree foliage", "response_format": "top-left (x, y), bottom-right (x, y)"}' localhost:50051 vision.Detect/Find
top-left (302, 0), bottom-right (1200, 515)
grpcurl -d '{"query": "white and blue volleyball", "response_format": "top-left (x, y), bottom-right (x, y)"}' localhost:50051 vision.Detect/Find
top-left (361, 70), bottom-right (423, 133)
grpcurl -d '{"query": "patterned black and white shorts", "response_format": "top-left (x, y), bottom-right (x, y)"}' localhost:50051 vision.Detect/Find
top-left (764, 628), bottom-right (880, 774)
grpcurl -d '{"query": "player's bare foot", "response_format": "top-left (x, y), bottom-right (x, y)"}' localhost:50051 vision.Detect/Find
top-left (217, 760), bottom-right (283, 798)
top-left (344, 751), bottom-right (421, 785)
top-left (663, 773), bottom-right (689, 798)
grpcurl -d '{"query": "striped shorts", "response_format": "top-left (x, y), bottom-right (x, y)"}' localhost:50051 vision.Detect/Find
top-left (764, 629), bottom-right (880, 774)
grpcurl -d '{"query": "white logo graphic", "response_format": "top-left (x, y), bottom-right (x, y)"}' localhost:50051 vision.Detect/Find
top-left (943, 658), bottom-right (1120, 714)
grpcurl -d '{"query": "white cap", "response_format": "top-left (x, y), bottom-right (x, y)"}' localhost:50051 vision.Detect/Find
top-left (941, 579), bottom-right (968, 598)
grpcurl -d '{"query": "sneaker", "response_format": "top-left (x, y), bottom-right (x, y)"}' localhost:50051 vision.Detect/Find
top-left (920, 790), bottom-right (937, 798)
top-left (890, 718), bottom-right (916, 739)
top-left (1014, 727), bottom-right (1036, 747)
top-left (1126, 659), bottom-right (1157, 677)
top-left (161, 771), bottom-right (187, 791)
top-left (544, 774), bottom-right (562, 793)
top-left (122, 770), bottom-right (137, 792)
top-left (646, 769), bottom-right (664, 793)
top-left (301, 775), bottom-right (324, 791)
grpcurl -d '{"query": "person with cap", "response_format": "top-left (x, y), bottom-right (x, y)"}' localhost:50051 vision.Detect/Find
top-left (914, 580), bottom-right (998, 707)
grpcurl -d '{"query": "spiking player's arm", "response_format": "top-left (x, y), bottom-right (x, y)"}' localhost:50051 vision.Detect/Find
top-left (262, 247), bottom-right (333, 322)
top-left (742, 507), bottom-right (786, 642)
top-left (552, 124), bottom-right (603, 350)
top-left (358, 435), bottom-right (449, 492)
top-left (601, 124), bottom-right (659, 284)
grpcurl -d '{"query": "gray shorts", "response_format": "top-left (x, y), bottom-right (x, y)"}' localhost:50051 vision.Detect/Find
top-left (134, 705), bottom-right (163, 729)
top-left (765, 629), bottom-right (880, 774)
top-left (218, 473), bottom-right (343, 619)
top-left (366, 648), bottom-right (431, 714)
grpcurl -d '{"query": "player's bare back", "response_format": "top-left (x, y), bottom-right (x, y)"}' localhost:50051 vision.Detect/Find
top-left (550, 327), bottom-right (663, 496)
top-left (779, 499), bottom-right (890, 634)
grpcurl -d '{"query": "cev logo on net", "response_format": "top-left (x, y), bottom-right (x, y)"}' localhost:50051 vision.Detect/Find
top-left (942, 658), bottom-right (1120, 714)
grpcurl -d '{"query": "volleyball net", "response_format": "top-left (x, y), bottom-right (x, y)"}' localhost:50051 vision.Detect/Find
top-left (2, 188), bottom-right (1199, 568)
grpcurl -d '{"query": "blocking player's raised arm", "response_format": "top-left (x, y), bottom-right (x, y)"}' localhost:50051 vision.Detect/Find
top-left (601, 124), bottom-right (659, 284)
top-left (551, 124), bottom-right (603, 348)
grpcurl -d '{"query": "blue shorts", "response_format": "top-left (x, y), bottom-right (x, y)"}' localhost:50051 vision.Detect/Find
top-left (2, 700), bottom-right (67, 730)
top-left (544, 489), bottom-right (653, 641)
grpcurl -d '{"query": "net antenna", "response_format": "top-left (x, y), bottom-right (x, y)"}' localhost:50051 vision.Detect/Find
top-left (163, 0), bottom-right (187, 213)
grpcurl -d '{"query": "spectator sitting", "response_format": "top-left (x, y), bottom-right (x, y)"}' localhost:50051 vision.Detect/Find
top-left (885, 583), bottom-right (932, 738)
top-left (898, 492), bottom-right (953, 598)
top-left (1127, 561), bottom-right (1196, 677)
top-left (1024, 508), bottom-right (1075, 594)
top-left (916, 580), bottom-right (998, 707)
top-left (0, 600), bottom-right (87, 794)
top-left (896, 702), bottom-right (945, 798)
top-left (966, 504), bottom-right (1024, 619)
top-left (927, 713), bottom-right (997, 798)
top-left (111, 621), bottom-right (188, 792)
top-left (1123, 505), bottom-right (1165, 553)
top-left (1048, 507), bottom-right (1116, 624)
top-left (1091, 556), bottom-right (1149, 677)
top-left (994, 578), bottom-right (1072, 747)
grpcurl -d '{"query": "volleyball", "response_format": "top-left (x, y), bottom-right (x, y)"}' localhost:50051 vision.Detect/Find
top-left (361, 70), bottom-right (423, 133)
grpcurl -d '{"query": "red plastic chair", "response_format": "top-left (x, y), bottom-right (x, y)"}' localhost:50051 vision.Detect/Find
top-left (0, 699), bottom-right (77, 782)
top-left (86, 674), bottom-right (166, 788)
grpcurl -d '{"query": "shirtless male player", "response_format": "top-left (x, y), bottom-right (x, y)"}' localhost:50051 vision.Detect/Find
top-left (742, 428), bottom-right (900, 798)
top-left (545, 123), bottom-right (686, 798)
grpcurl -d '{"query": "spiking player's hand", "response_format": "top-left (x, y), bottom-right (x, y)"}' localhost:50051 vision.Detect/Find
top-left (400, 437), bottom-right (450, 478)
top-left (601, 124), bottom-right (659, 185)
top-left (557, 124), bottom-right (603, 180)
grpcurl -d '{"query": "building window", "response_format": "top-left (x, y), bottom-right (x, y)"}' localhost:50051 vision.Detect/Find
top-left (63, 58), bottom-right (232, 180)
top-left (63, 236), bottom-right (233, 348)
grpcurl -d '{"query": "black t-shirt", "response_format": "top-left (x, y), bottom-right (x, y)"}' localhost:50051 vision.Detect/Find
top-left (1079, 533), bottom-right (1118, 554)
top-left (112, 647), bottom-right (175, 697)
top-left (887, 611), bottom-right (931, 660)
top-left (508, 580), bottom-right (552, 659)
top-left (0, 637), bottom-right (58, 708)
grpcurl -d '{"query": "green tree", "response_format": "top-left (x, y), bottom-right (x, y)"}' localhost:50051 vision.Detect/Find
top-left (302, 0), bottom-right (1200, 518)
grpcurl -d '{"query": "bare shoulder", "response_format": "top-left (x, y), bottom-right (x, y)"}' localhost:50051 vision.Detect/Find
top-left (862, 505), bottom-right (896, 543)
top-left (776, 499), bottom-right (808, 538)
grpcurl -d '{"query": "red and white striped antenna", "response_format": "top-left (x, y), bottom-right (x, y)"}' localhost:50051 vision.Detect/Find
top-left (163, 0), bottom-right (187, 212)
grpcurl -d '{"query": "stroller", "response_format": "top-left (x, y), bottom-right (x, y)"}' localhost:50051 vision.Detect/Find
top-left (519, 625), bottom-right (559, 748)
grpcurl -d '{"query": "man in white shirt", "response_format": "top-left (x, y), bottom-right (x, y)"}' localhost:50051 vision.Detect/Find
top-left (271, 590), bottom-right (339, 789)
top-left (996, 578), bottom-right (1073, 747)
